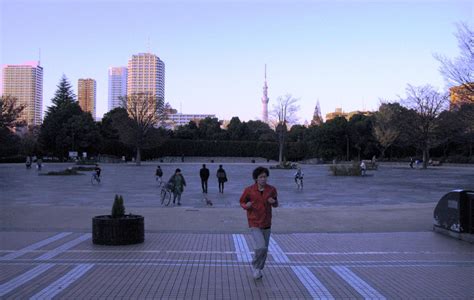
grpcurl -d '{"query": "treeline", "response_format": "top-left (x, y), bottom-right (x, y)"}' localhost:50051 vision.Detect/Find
top-left (1, 77), bottom-right (473, 164)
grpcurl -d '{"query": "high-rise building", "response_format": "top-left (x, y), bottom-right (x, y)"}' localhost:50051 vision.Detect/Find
top-left (78, 79), bottom-right (96, 118)
top-left (261, 64), bottom-right (269, 123)
top-left (1, 61), bottom-right (43, 126)
top-left (108, 67), bottom-right (128, 111)
top-left (127, 53), bottom-right (165, 99)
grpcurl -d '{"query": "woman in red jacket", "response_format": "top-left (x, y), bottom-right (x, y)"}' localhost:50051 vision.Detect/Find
top-left (239, 166), bottom-right (278, 280)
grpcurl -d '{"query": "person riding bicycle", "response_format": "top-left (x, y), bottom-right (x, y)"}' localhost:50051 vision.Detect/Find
top-left (294, 167), bottom-right (304, 189)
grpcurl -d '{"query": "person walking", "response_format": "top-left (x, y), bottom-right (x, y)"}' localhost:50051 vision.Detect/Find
top-left (155, 165), bottom-right (163, 185)
top-left (360, 161), bottom-right (367, 176)
top-left (216, 165), bottom-right (227, 193)
top-left (294, 167), bottom-right (304, 190)
top-left (25, 156), bottom-right (32, 169)
top-left (199, 164), bottom-right (210, 193)
top-left (36, 157), bottom-right (43, 171)
top-left (168, 168), bottom-right (186, 206)
top-left (239, 166), bottom-right (278, 280)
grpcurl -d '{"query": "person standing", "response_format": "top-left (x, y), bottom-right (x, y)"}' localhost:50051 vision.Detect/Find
top-left (155, 165), bottom-right (163, 185)
top-left (216, 165), bottom-right (227, 193)
top-left (168, 168), bottom-right (186, 206)
top-left (199, 164), bottom-right (210, 193)
top-left (239, 166), bottom-right (278, 280)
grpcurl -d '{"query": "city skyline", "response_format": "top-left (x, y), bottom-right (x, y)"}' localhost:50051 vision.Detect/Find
top-left (1, 0), bottom-right (472, 123)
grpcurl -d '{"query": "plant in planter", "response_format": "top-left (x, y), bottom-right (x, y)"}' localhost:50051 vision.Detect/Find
top-left (92, 195), bottom-right (144, 245)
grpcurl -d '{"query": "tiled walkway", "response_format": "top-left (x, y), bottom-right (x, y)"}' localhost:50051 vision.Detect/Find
top-left (1, 231), bottom-right (472, 299)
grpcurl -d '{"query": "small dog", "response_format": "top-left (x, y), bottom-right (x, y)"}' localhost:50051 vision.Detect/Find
top-left (203, 195), bottom-right (213, 206)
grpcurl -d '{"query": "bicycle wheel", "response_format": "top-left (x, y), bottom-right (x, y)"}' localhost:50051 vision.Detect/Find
top-left (161, 189), bottom-right (171, 206)
top-left (160, 188), bottom-right (167, 205)
top-left (163, 191), bottom-right (171, 206)
top-left (91, 175), bottom-right (96, 185)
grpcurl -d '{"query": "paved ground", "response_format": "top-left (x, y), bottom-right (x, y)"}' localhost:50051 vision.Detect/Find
top-left (1, 231), bottom-right (473, 299)
top-left (0, 162), bottom-right (473, 299)
top-left (1, 162), bottom-right (473, 208)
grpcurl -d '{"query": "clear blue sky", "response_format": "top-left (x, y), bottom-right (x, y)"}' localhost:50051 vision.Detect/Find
top-left (1, 0), bottom-right (472, 123)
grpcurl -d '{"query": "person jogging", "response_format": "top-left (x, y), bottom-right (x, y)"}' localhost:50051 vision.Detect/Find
top-left (239, 166), bottom-right (278, 280)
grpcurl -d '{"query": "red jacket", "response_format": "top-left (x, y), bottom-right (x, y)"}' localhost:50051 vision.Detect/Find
top-left (239, 183), bottom-right (278, 228)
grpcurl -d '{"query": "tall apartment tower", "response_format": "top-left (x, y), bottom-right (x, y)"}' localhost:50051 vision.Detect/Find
top-left (1, 61), bottom-right (43, 126)
top-left (78, 79), bottom-right (96, 118)
top-left (127, 53), bottom-right (165, 99)
top-left (261, 64), bottom-right (269, 123)
top-left (108, 67), bottom-right (128, 111)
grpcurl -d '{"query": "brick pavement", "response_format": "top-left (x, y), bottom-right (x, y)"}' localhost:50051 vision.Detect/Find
top-left (1, 231), bottom-right (472, 299)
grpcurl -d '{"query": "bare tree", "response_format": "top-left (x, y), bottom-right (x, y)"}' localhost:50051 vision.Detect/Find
top-left (271, 94), bottom-right (299, 166)
top-left (0, 95), bottom-right (25, 131)
top-left (373, 103), bottom-right (401, 159)
top-left (434, 22), bottom-right (474, 92)
top-left (403, 85), bottom-right (449, 169)
top-left (119, 93), bottom-right (167, 165)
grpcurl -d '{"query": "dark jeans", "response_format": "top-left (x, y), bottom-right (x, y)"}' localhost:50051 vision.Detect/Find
top-left (201, 179), bottom-right (208, 193)
top-left (218, 181), bottom-right (225, 193)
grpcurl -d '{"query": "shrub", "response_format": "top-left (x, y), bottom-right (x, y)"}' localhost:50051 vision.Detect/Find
top-left (329, 163), bottom-right (361, 176)
top-left (111, 195), bottom-right (125, 218)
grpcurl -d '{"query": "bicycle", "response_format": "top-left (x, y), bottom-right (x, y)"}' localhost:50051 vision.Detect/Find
top-left (91, 173), bottom-right (101, 185)
top-left (160, 183), bottom-right (173, 206)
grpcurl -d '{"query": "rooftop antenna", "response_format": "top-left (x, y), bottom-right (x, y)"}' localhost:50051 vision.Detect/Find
top-left (146, 36), bottom-right (151, 53)
top-left (180, 101), bottom-right (182, 114)
top-left (38, 48), bottom-right (41, 66)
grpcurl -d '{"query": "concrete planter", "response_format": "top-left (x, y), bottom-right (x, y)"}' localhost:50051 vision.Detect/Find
top-left (92, 215), bottom-right (144, 245)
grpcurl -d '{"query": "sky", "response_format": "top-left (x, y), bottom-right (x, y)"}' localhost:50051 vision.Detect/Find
top-left (1, 0), bottom-right (472, 123)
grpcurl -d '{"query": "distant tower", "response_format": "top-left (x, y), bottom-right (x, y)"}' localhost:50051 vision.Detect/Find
top-left (261, 64), bottom-right (269, 123)
top-left (311, 100), bottom-right (323, 126)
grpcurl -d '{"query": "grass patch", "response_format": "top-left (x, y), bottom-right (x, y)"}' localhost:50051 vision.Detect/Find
top-left (71, 166), bottom-right (95, 171)
top-left (41, 168), bottom-right (84, 176)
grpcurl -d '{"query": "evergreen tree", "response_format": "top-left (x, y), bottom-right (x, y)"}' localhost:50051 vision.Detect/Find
top-left (39, 76), bottom-right (83, 158)
top-left (46, 75), bottom-right (77, 116)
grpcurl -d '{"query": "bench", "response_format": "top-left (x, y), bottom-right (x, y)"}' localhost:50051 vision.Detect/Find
top-left (429, 160), bottom-right (442, 166)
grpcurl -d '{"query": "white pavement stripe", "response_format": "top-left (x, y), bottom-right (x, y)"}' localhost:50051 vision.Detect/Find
top-left (35, 234), bottom-right (91, 260)
top-left (232, 234), bottom-right (252, 262)
top-left (291, 266), bottom-right (335, 300)
top-left (269, 237), bottom-right (290, 263)
top-left (0, 264), bottom-right (55, 296)
top-left (29, 264), bottom-right (94, 300)
top-left (331, 266), bottom-right (386, 300)
top-left (0, 232), bottom-right (72, 260)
